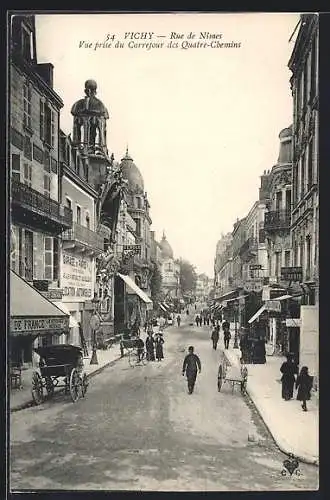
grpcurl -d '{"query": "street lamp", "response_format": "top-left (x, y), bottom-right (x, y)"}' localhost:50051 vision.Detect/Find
top-left (90, 295), bottom-right (100, 365)
top-left (233, 300), bottom-right (239, 349)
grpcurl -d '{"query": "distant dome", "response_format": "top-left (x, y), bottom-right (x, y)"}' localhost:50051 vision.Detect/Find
top-left (71, 80), bottom-right (109, 118)
top-left (120, 148), bottom-right (144, 193)
top-left (160, 232), bottom-right (173, 259)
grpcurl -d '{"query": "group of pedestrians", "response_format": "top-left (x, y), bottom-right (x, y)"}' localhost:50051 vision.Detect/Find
top-left (145, 329), bottom-right (165, 362)
top-left (210, 319), bottom-right (231, 350)
top-left (280, 353), bottom-right (313, 411)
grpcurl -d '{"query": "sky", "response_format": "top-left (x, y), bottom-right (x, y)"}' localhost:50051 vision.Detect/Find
top-left (35, 12), bottom-right (300, 277)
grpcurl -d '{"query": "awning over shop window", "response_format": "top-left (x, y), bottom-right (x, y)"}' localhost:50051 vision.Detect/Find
top-left (159, 304), bottom-right (167, 312)
top-left (53, 302), bottom-right (79, 328)
top-left (214, 290), bottom-right (237, 302)
top-left (117, 273), bottom-right (153, 305)
top-left (10, 270), bottom-right (69, 335)
top-left (226, 294), bottom-right (248, 303)
top-left (248, 305), bottom-right (266, 324)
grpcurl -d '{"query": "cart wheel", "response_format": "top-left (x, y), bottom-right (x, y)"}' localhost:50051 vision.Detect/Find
top-left (217, 365), bottom-right (223, 392)
top-left (45, 377), bottom-right (54, 398)
top-left (69, 368), bottom-right (81, 402)
top-left (81, 373), bottom-right (88, 397)
top-left (31, 371), bottom-right (44, 405)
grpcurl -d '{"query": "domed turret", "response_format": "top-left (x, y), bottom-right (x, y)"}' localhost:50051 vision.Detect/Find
top-left (277, 125), bottom-right (293, 165)
top-left (120, 147), bottom-right (144, 193)
top-left (160, 231), bottom-right (173, 259)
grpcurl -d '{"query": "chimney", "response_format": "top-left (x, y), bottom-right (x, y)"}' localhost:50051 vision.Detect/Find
top-left (259, 171), bottom-right (271, 201)
top-left (36, 63), bottom-right (54, 88)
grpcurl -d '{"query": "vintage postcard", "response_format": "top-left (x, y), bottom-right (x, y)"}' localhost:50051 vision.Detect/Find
top-left (8, 11), bottom-right (319, 492)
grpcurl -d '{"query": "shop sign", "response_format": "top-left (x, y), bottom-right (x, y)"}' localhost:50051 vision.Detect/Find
top-left (61, 251), bottom-right (93, 302)
top-left (281, 266), bottom-right (303, 282)
top-left (244, 280), bottom-right (263, 292)
top-left (11, 316), bottom-right (69, 334)
top-left (250, 264), bottom-right (262, 270)
top-left (40, 289), bottom-right (64, 301)
top-left (264, 300), bottom-right (282, 312)
top-left (123, 245), bottom-right (141, 254)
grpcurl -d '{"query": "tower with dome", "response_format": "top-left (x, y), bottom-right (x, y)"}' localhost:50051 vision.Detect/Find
top-left (158, 231), bottom-right (181, 300)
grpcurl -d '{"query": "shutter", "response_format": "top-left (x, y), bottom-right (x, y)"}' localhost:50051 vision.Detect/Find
top-left (33, 233), bottom-right (44, 280)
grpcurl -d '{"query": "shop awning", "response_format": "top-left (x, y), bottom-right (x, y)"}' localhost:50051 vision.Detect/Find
top-left (10, 270), bottom-right (69, 335)
top-left (159, 303), bottom-right (167, 312)
top-left (53, 302), bottom-right (79, 328)
top-left (214, 290), bottom-right (238, 302)
top-left (271, 294), bottom-right (292, 301)
top-left (117, 273), bottom-right (153, 304)
top-left (248, 305), bottom-right (266, 324)
top-left (226, 294), bottom-right (248, 303)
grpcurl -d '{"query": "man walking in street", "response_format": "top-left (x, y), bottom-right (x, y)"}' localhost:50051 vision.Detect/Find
top-left (211, 325), bottom-right (219, 350)
top-left (182, 346), bottom-right (201, 394)
top-left (177, 314), bottom-right (181, 327)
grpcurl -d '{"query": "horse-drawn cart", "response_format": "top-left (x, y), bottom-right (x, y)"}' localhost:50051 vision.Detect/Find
top-left (217, 350), bottom-right (248, 395)
top-left (31, 344), bottom-right (88, 405)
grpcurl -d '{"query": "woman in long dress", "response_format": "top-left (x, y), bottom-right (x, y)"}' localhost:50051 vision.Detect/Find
top-left (155, 333), bottom-right (164, 361)
top-left (280, 353), bottom-right (298, 400)
top-left (145, 332), bottom-right (155, 361)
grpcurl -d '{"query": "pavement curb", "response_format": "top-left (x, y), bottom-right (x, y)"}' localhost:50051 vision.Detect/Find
top-left (10, 354), bottom-right (122, 414)
top-left (227, 349), bottom-right (319, 467)
top-left (244, 387), bottom-right (319, 467)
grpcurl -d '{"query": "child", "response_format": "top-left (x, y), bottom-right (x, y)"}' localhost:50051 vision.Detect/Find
top-left (296, 366), bottom-right (313, 411)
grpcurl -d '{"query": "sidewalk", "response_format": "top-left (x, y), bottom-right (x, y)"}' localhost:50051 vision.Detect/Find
top-left (225, 342), bottom-right (319, 466)
top-left (10, 344), bottom-right (122, 413)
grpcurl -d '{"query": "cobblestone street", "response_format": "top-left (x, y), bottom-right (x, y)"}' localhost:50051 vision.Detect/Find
top-left (10, 324), bottom-right (318, 491)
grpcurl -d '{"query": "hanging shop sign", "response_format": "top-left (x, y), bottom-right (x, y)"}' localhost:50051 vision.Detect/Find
top-left (249, 264), bottom-right (262, 271)
top-left (11, 316), bottom-right (69, 334)
top-left (281, 267), bottom-right (303, 282)
top-left (244, 280), bottom-right (263, 292)
top-left (123, 245), bottom-right (141, 254)
top-left (264, 300), bottom-right (282, 312)
top-left (61, 251), bottom-right (93, 302)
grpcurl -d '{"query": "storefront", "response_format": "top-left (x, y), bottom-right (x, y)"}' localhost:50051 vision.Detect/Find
top-left (114, 272), bottom-right (153, 332)
top-left (10, 270), bottom-right (69, 367)
top-left (60, 249), bottom-right (95, 347)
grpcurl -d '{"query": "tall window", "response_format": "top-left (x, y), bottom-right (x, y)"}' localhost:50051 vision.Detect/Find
top-left (40, 100), bottom-right (45, 140)
top-left (43, 104), bottom-right (55, 147)
top-left (293, 240), bottom-right (299, 267)
top-left (44, 174), bottom-right (51, 197)
top-left (23, 82), bottom-right (32, 129)
top-left (275, 252), bottom-right (281, 277)
top-left (24, 230), bottom-right (33, 280)
top-left (44, 237), bottom-right (53, 280)
top-left (53, 238), bottom-right (59, 281)
top-left (307, 139), bottom-right (313, 190)
top-left (284, 250), bottom-right (291, 267)
top-left (303, 60), bottom-right (309, 109)
top-left (86, 213), bottom-right (90, 229)
top-left (23, 163), bottom-right (32, 187)
top-left (66, 198), bottom-right (72, 210)
top-left (285, 189), bottom-right (291, 214)
top-left (310, 38), bottom-right (316, 100)
top-left (275, 191), bottom-right (282, 211)
top-left (76, 206), bottom-right (81, 225)
top-left (11, 154), bottom-right (21, 182)
top-left (300, 237), bottom-right (305, 269)
top-left (18, 228), bottom-right (23, 276)
top-left (300, 153), bottom-right (305, 198)
top-left (306, 236), bottom-right (311, 280)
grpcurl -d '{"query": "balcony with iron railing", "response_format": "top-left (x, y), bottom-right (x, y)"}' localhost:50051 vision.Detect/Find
top-left (264, 210), bottom-right (291, 232)
top-left (62, 222), bottom-right (105, 254)
top-left (239, 237), bottom-right (258, 260)
top-left (11, 180), bottom-right (72, 233)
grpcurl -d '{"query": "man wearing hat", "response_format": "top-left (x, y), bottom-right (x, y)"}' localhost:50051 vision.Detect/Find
top-left (182, 346), bottom-right (202, 394)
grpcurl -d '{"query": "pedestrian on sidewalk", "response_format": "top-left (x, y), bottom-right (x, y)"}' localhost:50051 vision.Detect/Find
top-left (296, 366), bottom-right (313, 411)
top-left (211, 326), bottom-right (219, 350)
top-left (146, 332), bottom-right (155, 361)
top-left (155, 333), bottom-right (164, 361)
top-left (177, 315), bottom-right (181, 327)
top-left (222, 319), bottom-right (231, 349)
top-left (186, 308), bottom-right (189, 315)
top-left (182, 346), bottom-right (201, 394)
top-left (195, 314), bottom-right (200, 327)
top-left (280, 353), bottom-right (298, 400)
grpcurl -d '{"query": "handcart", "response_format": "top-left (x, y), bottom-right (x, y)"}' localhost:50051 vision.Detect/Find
top-left (217, 350), bottom-right (248, 395)
top-left (120, 336), bottom-right (147, 367)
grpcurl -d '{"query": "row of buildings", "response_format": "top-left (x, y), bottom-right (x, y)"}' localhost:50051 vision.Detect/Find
top-left (8, 15), bottom-right (191, 368)
top-left (213, 14), bottom-right (319, 382)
